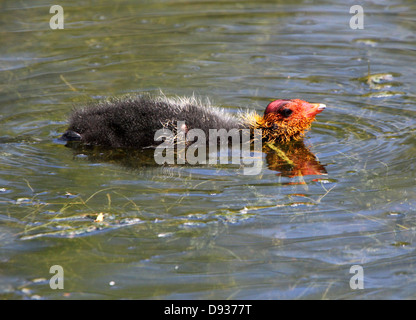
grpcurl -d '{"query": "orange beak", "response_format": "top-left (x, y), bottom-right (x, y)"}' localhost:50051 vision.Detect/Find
top-left (307, 103), bottom-right (326, 117)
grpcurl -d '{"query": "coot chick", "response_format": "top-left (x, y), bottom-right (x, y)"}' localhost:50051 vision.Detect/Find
top-left (60, 94), bottom-right (326, 148)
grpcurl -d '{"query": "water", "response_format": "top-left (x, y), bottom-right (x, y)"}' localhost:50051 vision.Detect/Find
top-left (1, 0), bottom-right (416, 299)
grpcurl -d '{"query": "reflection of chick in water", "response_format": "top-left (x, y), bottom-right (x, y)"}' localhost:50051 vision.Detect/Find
top-left (65, 141), bottom-right (326, 178)
top-left (264, 142), bottom-right (327, 178)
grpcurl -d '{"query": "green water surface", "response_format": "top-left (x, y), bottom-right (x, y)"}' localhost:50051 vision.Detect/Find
top-left (1, 0), bottom-right (416, 299)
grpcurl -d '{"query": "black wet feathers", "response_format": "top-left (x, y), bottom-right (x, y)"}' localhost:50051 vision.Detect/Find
top-left (61, 94), bottom-right (243, 148)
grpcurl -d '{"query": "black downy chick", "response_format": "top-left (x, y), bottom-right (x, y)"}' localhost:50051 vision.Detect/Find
top-left (60, 94), bottom-right (325, 148)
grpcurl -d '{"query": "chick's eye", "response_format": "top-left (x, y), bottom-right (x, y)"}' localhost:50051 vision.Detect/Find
top-left (281, 108), bottom-right (293, 118)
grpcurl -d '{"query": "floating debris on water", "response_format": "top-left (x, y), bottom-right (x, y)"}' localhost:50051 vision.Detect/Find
top-left (158, 232), bottom-right (173, 238)
top-left (358, 72), bottom-right (402, 90)
top-left (94, 212), bottom-right (104, 222)
top-left (362, 91), bottom-right (405, 98)
top-left (354, 39), bottom-right (378, 47)
top-left (19, 215), bottom-right (142, 240)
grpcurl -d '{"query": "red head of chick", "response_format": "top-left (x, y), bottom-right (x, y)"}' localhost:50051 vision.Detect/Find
top-left (244, 99), bottom-right (326, 143)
